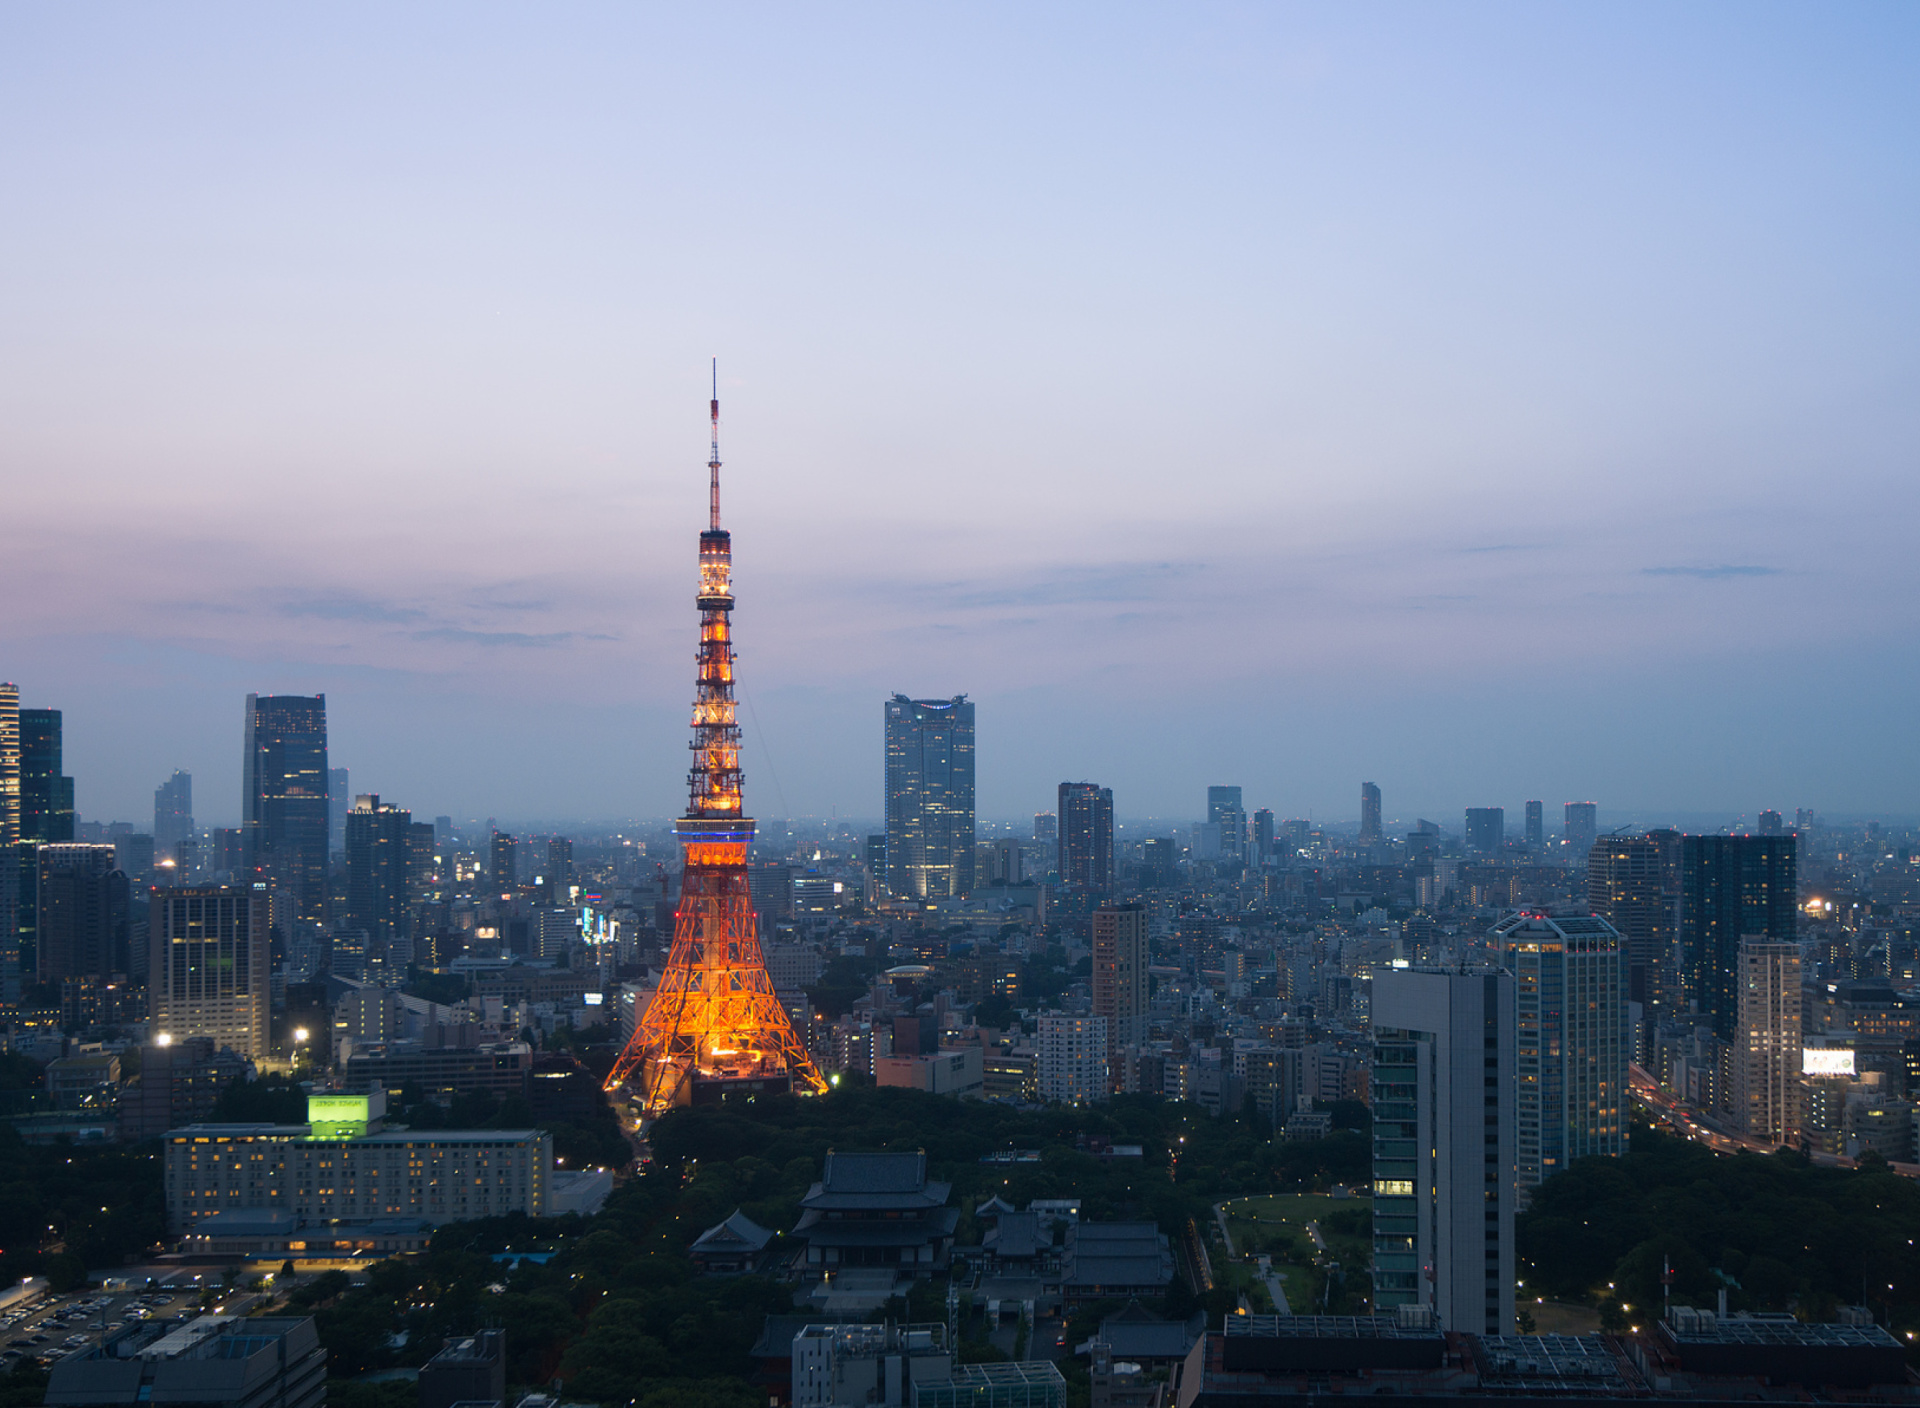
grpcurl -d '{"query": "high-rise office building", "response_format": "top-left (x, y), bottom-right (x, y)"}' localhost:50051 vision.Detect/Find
top-left (1493, 913), bottom-right (1628, 1192)
top-left (346, 796), bottom-right (414, 973)
top-left (0, 683), bottom-right (19, 849)
top-left (154, 771), bottom-right (193, 855)
top-left (1564, 802), bottom-right (1598, 855)
top-left (243, 693), bottom-right (329, 927)
top-left (1058, 781), bottom-right (1114, 892)
top-left (328, 768), bottom-right (351, 856)
top-left (1757, 809), bottom-right (1784, 837)
top-left (151, 885), bottom-right (271, 1060)
top-left (1734, 938), bottom-right (1801, 1147)
top-left (883, 695), bottom-right (976, 899)
top-left (1207, 786), bottom-right (1246, 865)
top-left (11, 705), bottom-right (74, 988)
top-left (1251, 809), bottom-right (1275, 865)
top-left (1033, 812), bottom-right (1056, 843)
top-left (1359, 783), bottom-right (1382, 842)
top-left (1587, 833), bottom-right (1680, 1009)
top-left (1524, 800), bottom-right (1544, 849)
top-left (1371, 965), bottom-right (1516, 1335)
top-left (19, 709), bottom-right (73, 846)
top-left (979, 838), bottom-right (1022, 886)
top-left (490, 831), bottom-right (516, 891)
top-left (0, 685), bottom-right (17, 999)
top-left (1141, 837), bottom-right (1176, 888)
top-left (211, 828), bottom-right (245, 877)
top-left (408, 822), bottom-right (436, 899)
top-left (1464, 807), bottom-right (1504, 855)
top-left (1680, 834), bottom-right (1797, 1042)
top-left (1092, 902), bottom-right (1148, 1074)
top-left (36, 844), bottom-right (131, 981)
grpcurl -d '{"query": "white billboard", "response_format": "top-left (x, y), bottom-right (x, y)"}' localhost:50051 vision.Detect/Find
top-left (1802, 1048), bottom-right (1855, 1076)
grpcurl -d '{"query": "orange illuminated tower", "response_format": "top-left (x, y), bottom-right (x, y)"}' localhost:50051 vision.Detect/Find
top-left (603, 368), bottom-right (827, 1114)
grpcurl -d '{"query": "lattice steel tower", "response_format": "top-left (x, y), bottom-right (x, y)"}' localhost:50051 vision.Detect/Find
top-left (604, 368), bottom-right (826, 1114)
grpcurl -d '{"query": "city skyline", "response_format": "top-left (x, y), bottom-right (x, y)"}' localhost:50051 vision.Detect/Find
top-left (7, 8), bottom-right (1920, 1392)
top-left (5, 5), bottom-right (1918, 823)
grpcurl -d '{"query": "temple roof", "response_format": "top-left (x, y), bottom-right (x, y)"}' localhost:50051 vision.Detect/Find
top-left (800, 1150), bottom-right (951, 1211)
top-left (691, 1208), bottom-right (774, 1254)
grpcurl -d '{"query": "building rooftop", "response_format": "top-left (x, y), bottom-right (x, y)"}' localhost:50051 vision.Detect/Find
top-left (692, 1209), bottom-right (775, 1254)
top-left (1470, 1334), bottom-right (1636, 1391)
top-left (1662, 1309), bottom-right (1903, 1349)
top-left (801, 1150), bottom-right (951, 1211)
top-left (1061, 1222), bottom-right (1173, 1290)
top-left (167, 1124), bottom-right (544, 1143)
top-left (1226, 1314), bottom-right (1445, 1342)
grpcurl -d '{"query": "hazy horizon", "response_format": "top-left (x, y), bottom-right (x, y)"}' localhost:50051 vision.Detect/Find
top-left (6, 4), bottom-right (1918, 827)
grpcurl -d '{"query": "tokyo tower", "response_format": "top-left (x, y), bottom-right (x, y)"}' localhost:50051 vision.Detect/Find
top-left (603, 367), bottom-right (827, 1115)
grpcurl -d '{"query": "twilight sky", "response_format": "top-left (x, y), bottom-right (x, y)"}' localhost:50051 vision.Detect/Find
top-left (4, 4), bottom-right (1918, 830)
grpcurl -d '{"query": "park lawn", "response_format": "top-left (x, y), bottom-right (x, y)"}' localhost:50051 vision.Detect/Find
top-left (1220, 1192), bottom-right (1373, 1314)
top-left (1528, 1300), bottom-right (1602, 1334)
top-left (1221, 1193), bottom-right (1371, 1260)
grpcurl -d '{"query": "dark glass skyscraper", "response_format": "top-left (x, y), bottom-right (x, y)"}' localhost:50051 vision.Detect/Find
top-left (1588, 831), bottom-right (1681, 1008)
top-left (1565, 801), bottom-right (1599, 854)
top-left (1207, 785), bottom-right (1245, 864)
top-left (154, 770), bottom-right (193, 855)
top-left (243, 693), bottom-right (329, 927)
top-left (1681, 834), bottom-right (1797, 1042)
top-left (345, 795), bottom-right (414, 974)
top-left (1252, 808), bottom-right (1275, 865)
top-left (1359, 782), bottom-right (1382, 842)
top-left (9, 703), bottom-right (74, 988)
top-left (883, 694), bottom-right (975, 899)
top-left (36, 844), bottom-right (130, 981)
top-left (1524, 800), bottom-right (1544, 849)
top-left (1058, 781), bottom-right (1114, 891)
top-left (1465, 807), bottom-right (1504, 855)
top-left (20, 710), bottom-right (74, 846)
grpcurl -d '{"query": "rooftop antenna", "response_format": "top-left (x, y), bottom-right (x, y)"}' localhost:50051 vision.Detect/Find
top-left (709, 356), bottom-right (722, 531)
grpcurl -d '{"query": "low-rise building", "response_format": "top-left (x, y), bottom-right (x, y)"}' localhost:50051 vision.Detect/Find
top-left (342, 1040), bottom-right (532, 1105)
top-left (45, 1315), bottom-right (325, 1408)
top-left (419, 1330), bottom-right (506, 1408)
top-left (45, 1052), bottom-right (121, 1110)
top-left (118, 1037), bottom-right (250, 1143)
top-left (162, 1092), bottom-right (550, 1230)
top-left (1061, 1222), bottom-right (1173, 1304)
top-left (691, 1209), bottom-right (777, 1275)
top-left (876, 1048), bottom-right (983, 1098)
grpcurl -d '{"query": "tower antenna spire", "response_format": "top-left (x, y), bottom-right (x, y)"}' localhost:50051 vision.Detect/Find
top-left (709, 356), bottom-right (721, 531)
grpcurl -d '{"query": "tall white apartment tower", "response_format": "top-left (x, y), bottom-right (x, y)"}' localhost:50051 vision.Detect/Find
top-left (1037, 1013), bottom-right (1108, 1106)
top-left (1371, 965), bottom-right (1517, 1336)
top-left (151, 885), bottom-right (271, 1061)
top-left (1092, 902), bottom-right (1148, 1075)
top-left (1735, 937), bottom-right (1802, 1147)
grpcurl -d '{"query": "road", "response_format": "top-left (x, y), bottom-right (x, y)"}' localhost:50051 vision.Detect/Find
top-left (1629, 1063), bottom-right (1920, 1178)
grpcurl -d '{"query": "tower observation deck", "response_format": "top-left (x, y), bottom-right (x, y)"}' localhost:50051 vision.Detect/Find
top-left (603, 371), bottom-right (827, 1114)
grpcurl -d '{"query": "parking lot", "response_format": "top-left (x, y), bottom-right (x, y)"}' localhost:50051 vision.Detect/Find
top-left (0, 1280), bottom-right (241, 1370)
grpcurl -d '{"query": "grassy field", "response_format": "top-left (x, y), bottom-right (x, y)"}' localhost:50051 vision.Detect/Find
top-left (1218, 1192), bottom-right (1373, 1314)
top-left (1527, 1300), bottom-right (1602, 1334)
